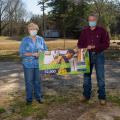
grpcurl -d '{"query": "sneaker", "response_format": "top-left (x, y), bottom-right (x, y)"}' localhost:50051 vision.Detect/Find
top-left (80, 96), bottom-right (89, 103)
top-left (99, 100), bottom-right (106, 105)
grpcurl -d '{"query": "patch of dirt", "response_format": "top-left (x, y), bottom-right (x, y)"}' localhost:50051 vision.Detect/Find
top-left (46, 103), bottom-right (120, 120)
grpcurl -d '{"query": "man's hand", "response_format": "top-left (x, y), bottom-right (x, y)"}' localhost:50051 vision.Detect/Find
top-left (87, 45), bottom-right (95, 50)
top-left (91, 45), bottom-right (95, 49)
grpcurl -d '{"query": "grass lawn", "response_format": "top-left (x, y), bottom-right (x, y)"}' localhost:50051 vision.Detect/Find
top-left (0, 36), bottom-right (120, 61)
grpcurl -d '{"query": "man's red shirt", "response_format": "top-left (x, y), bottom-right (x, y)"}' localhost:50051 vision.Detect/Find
top-left (77, 26), bottom-right (110, 53)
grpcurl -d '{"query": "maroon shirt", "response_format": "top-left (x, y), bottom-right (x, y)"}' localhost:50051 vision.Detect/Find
top-left (77, 26), bottom-right (110, 53)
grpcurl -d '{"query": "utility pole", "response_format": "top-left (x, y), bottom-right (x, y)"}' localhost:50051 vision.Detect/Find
top-left (38, 0), bottom-right (48, 37)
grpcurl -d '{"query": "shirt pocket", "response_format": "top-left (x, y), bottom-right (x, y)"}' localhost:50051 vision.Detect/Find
top-left (37, 43), bottom-right (44, 51)
top-left (94, 34), bottom-right (102, 46)
top-left (25, 43), bottom-right (33, 52)
top-left (96, 34), bottom-right (102, 42)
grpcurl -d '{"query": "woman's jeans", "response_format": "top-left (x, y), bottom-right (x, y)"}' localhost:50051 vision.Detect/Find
top-left (83, 51), bottom-right (106, 100)
top-left (23, 67), bottom-right (42, 102)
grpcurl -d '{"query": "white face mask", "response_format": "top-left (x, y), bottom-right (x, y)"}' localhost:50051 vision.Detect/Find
top-left (30, 30), bottom-right (37, 36)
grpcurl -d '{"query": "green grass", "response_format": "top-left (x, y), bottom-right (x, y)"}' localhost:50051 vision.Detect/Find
top-left (0, 52), bottom-right (20, 61)
top-left (0, 107), bottom-right (6, 114)
top-left (10, 101), bottom-right (48, 118)
top-left (0, 92), bottom-right (79, 120)
top-left (114, 117), bottom-right (120, 120)
top-left (108, 95), bottom-right (120, 106)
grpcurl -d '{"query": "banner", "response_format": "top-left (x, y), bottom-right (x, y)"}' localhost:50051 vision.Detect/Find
top-left (39, 49), bottom-right (90, 75)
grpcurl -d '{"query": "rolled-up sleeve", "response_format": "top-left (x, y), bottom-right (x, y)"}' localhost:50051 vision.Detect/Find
top-left (41, 37), bottom-right (48, 51)
top-left (43, 40), bottom-right (48, 50)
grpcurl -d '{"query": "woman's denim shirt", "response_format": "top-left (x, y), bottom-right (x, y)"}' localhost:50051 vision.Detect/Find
top-left (19, 35), bottom-right (48, 68)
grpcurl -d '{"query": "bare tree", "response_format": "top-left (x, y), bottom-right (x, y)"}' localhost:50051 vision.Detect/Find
top-left (0, 0), bottom-right (9, 35)
top-left (0, 0), bottom-right (26, 36)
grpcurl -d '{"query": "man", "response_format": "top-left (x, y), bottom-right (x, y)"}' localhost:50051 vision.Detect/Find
top-left (77, 14), bottom-right (110, 105)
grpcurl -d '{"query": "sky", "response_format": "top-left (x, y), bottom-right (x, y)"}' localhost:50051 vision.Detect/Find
top-left (22, 0), bottom-right (49, 15)
top-left (22, 0), bottom-right (120, 16)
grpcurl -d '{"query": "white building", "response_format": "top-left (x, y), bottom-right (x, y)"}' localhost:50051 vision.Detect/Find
top-left (44, 30), bottom-right (60, 38)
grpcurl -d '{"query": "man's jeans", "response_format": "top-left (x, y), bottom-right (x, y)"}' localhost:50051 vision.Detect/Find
top-left (83, 51), bottom-right (106, 100)
top-left (23, 67), bottom-right (42, 102)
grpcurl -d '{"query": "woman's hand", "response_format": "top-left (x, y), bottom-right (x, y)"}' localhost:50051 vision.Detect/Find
top-left (24, 52), bottom-right (40, 57)
top-left (24, 53), bottom-right (33, 56)
top-left (32, 53), bottom-right (39, 57)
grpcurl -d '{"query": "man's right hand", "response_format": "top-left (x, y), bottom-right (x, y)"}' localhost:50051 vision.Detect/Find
top-left (87, 45), bottom-right (95, 50)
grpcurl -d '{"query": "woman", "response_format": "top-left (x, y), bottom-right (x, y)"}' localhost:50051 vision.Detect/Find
top-left (19, 23), bottom-right (48, 105)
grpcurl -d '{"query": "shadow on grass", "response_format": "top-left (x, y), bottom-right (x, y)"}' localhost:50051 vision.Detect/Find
top-left (0, 52), bottom-right (20, 62)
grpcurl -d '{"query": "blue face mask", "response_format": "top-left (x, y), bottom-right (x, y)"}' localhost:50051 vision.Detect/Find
top-left (89, 21), bottom-right (97, 27)
top-left (30, 30), bottom-right (37, 36)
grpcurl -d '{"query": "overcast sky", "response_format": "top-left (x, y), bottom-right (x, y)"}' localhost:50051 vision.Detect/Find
top-left (22, 0), bottom-right (50, 15)
top-left (22, 0), bottom-right (120, 16)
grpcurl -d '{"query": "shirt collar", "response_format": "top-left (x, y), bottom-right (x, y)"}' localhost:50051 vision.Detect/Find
top-left (88, 26), bottom-right (98, 31)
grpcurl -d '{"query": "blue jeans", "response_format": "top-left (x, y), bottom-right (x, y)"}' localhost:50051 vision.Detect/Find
top-left (83, 52), bottom-right (106, 100)
top-left (23, 67), bottom-right (42, 102)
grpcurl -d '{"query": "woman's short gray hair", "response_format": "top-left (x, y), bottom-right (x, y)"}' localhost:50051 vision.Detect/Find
top-left (28, 23), bottom-right (39, 31)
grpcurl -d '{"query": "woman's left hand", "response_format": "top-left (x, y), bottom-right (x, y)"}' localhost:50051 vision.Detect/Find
top-left (33, 53), bottom-right (39, 57)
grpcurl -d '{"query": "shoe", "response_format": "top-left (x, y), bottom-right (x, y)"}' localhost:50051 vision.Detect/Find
top-left (37, 99), bottom-right (44, 104)
top-left (26, 101), bottom-right (32, 105)
top-left (99, 100), bottom-right (106, 105)
top-left (80, 96), bottom-right (89, 103)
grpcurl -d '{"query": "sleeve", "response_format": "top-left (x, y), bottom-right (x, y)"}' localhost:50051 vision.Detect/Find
top-left (43, 41), bottom-right (48, 50)
top-left (77, 30), bottom-right (86, 49)
top-left (19, 38), bottom-right (27, 58)
top-left (41, 37), bottom-right (48, 51)
top-left (95, 29), bottom-right (110, 51)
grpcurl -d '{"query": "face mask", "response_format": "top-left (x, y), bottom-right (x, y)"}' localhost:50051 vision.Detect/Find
top-left (89, 21), bottom-right (97, 27)
top-left (30, 30), bottom-right (37, 36)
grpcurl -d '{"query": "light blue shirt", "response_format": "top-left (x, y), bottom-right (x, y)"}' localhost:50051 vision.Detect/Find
top-left (19, 35), bottom-right (48, 68)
